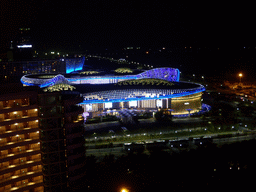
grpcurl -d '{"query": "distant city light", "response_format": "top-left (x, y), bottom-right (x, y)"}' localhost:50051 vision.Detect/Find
top-left (121, 188), bottom-right (128, 192)
top-left (17, 45), bottom-right (32, 48)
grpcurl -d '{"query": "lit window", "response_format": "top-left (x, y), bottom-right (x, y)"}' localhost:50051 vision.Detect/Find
top-left (156, 100), bottom-right (162, 108)
top-left (129, 100), bottom-right (137, 107)
top-left (105, 102), bottom-right (112, 109)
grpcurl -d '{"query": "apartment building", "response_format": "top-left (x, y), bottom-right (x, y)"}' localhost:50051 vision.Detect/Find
top-left (0, 85), bottom-right (85, 192)
top-left (0, 86), bottom-right (42, 192)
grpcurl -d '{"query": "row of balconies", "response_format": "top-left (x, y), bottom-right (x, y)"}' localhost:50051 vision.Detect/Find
top-left (0, 156), bottom-right (41, 174)
top-left (0, 99), bottom-right (30, 110)
top-left (0, 120), bottom-right (38, 134)
top-left (0, 177), bottom-right (43, 192)
top-left (0, 179), bottom-right (44, 192)
top-left (65, 114), bottom-right (83, 124)
top-left (0, 167), bottom-right (42, 189)
top-left (0, 144), bottom-right (40, 161)
top-left (0, 108), bottom-right (38, 123)
top-left (42, 162), bottom-right (66, 176)
top-left (0, 132), bottom-right (39, 148)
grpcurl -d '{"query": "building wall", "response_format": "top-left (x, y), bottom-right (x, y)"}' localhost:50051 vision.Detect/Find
top-left (22, 60), bottom-right (66, 74)
top-left (66, 57), bottom-right (85, 74)
top-left (1, 88), bottom-right (86, 192)
top-left (83, 92), bottom-right (203, 117)
top-left (171, 92), bottom-right (202, 115)
top-left (0, 91), bottom-right (43, 192)
top-left (38, 92), bottom-right (86, 191)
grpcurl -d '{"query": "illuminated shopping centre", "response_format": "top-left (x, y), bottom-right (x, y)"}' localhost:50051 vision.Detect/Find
top-left (21, 67), bottom-right (207, 118)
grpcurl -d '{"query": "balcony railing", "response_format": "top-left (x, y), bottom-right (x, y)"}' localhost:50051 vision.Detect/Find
top-left (0, 137), bottom-right (40, 150)
top-left (6, 179), bottom-right (43, 192)
top-left (0, 158), bottom-right (41, 172)
top-left (0, 168), bottom-right (42, 186)
top-left (0, 126), bottom-right (39, 137)
top-left (0, 146), bottom-right (40, 160)
top-left (0, 103), bottom-right (29, 110)
top-left (0, 113), bottom-right (38, 122)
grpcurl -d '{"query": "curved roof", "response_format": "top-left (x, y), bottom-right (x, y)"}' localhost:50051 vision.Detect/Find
top-left (20, 67), bottom-right (205, 104)
top-left (20, 67), bottom-right (180, 88)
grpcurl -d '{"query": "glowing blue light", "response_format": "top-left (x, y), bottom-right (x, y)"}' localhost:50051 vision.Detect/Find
top-left (21, 67), bottom-right (181, 87)
top-left (176, 68), bottom-right (180, 81)
top-left (66, 57), bottom-right (85, 73)
top-left (79, 87), bottom-right (205, 105)
top-left (40, 74), bottom-right (69, 88)
top-left (20, 79), bottom-right (38, 86)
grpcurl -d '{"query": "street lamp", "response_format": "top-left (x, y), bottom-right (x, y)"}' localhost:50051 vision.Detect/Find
top-left (239, 73), bottom-right (243, 83)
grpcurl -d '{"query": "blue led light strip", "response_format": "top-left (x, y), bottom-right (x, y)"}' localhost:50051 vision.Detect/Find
top-left (20, 67), bottom-right (181, 87)
top-left (79, 87), bottom-right (205, 105)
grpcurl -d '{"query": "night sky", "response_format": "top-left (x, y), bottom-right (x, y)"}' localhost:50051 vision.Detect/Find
top-left (1, 1), bottom-right (256, 80)
top-left (1, 1), bottom-right (255, 51)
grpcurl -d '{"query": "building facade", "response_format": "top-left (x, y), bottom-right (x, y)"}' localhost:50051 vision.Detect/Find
top-left (20, 67), bottom-right (205, 119)
top-left (0, 86), bottom-right (85, 192)
top-left (0, 88), bottom-right (43, 192)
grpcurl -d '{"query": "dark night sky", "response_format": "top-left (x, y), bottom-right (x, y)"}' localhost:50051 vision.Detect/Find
top-left (1, 1), bottom-right (255, 52)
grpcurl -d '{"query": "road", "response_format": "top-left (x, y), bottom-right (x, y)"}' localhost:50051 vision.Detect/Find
top-left (86, 132), bottom-right (256, 157)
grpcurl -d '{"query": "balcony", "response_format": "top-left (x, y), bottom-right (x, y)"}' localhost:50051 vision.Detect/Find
top-left (0, 158), bottom-right (41, 175)
top-left (0, 136), bottom-right (40, 148)
top-left (8, 179), bottom-right (43, 192)
top-left (0, 146), bottom-right (40, 161)
top-left (0, 168), bottom-right (42, 188)
top-left (0, 121), bottom-right (38, 134)
top-left (0, 105), bottom-right (38, 118)
top-left (0, 99), bottom-right (30, 111)
top-left (64, 118), bottom-right (83, 129)
top-left (0, 111), bottom-right (38, 123)
top-left (0, 128), bottom-right (39, 140)
top-left (64, 106), bottom-right (83, 117)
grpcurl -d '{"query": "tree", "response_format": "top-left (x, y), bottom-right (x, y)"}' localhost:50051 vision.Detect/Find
top-left (154, 109), bottom-right (172, 123)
